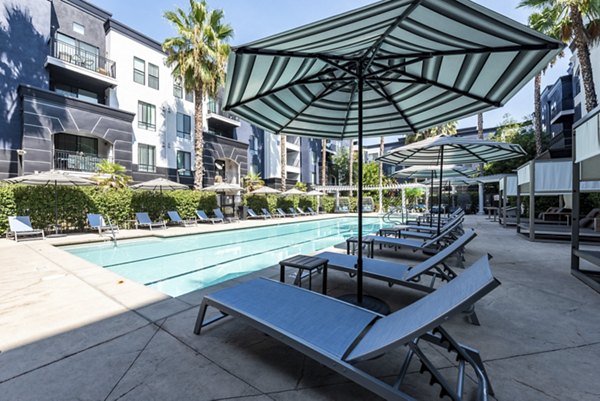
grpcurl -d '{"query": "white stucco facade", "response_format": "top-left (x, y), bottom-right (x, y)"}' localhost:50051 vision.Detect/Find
top-left (571, 41), bottom-right (600, 117)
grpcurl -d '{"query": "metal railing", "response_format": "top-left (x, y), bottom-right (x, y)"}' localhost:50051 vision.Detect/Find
top-left (207, 100), bottom-right (239, 121)
top-left (51, 38), bottom-right (116, 79)
top-left (54, 149), bottom-right (103, 172)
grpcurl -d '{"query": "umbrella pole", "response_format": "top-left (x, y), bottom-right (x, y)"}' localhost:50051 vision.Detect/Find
top-left (430, 171), bottom-right (434, 227)
top-left (356, 69), bottom-right (364, 305)
top-left (437, 146), bottom-right (444, 235)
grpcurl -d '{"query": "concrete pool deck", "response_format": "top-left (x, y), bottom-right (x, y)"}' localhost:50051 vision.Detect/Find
top-left (1, 215), bottom-right (599, 400)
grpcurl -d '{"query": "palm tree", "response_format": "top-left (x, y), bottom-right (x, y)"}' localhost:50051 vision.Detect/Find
top-left (519, 0), bottom-right (600, 113)
top-left (378, 135), bottom-right (385, 213)
top-left (93, 160), bottom-right (132, 189)
top-left (242, 172), bottom-right (264, 192)
top-left (533, 73), bottom-right (544, 156)
top-left (321, 139), bottom-right (327, 185)
top-left (280, 135), bottom-right (287, 191)
top-left (163, 0), bottom-right (233, 189)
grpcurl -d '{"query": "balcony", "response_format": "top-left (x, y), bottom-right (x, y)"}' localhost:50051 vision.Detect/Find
top-left (286, 136), bottom-right (301, 152)
top-left (54, 150), bottom-right (104, 173)
top-left (207, 100), bottom-right (241, 133)
top-left (46, 38), bottom-right (118, 87)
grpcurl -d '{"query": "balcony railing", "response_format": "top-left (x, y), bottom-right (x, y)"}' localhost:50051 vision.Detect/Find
top-left (51, 38), bottom-right (116, 79)
top-left (54, 149), bottom-right (104, 172)
top-left (207, 100), bottom-right (240, 122)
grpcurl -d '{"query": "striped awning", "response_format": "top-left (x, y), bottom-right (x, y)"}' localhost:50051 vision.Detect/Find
top-left (223, 0), bottom-right (563, 139)
top-left (378, 134), bottom-right (527, 165)
top-left (394, 164), bottom-right (477, 179)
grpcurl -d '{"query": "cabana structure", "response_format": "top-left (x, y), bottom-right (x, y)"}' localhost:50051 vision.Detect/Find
top-left (477, 174), bottom-right (518, 227)
top-left (516, 158), bottom-right (600, 241)
top-left (572, 107), bottom-right (600, 292)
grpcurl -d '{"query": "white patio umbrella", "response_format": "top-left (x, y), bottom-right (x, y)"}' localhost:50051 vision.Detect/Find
top-left (222, 0), bottom-right (562, 307)
top-left (282, 188), bottom-right (306, 196)
top-left (306, 190), bottom-right (325, 212)
top-left (131, 177), bottom-right (189, 193)
top-left (379, 135), bottom-right (527, 233)
top-left (249, 186), bottom-right (281, 195)
top-left (202, 182), bottom-right (245, 193)
top-left (5, 170), bottom-right (96, 235)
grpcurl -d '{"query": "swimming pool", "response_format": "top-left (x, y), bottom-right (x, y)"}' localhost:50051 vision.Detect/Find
top-left (63, 217), bottom-right (391, 297)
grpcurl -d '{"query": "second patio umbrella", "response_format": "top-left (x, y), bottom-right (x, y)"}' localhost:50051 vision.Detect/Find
top-left (130, 177), bottom-right (189, 193)
top-left (222, 0), bottom-right (562, 307)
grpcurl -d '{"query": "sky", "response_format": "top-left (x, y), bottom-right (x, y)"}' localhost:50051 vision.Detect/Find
top-left (97, 0), bottom-right (571, 132)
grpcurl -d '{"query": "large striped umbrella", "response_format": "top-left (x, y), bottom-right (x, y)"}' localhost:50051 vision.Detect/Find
top-left (223, 0), bottom-right (562, 306)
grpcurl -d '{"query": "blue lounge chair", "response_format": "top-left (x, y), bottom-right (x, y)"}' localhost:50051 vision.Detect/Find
top-left (196, 210), bottom-right (223, 224)
top-left (247, 208), bottom-right (268, 220)
top-left (214, 208), bottom-right (239, 223)
top-left (296, 207), bottom-right (310, 216)
top-left (195, 256), bottom-right (499, 401)
top-left (6, 216), bottom-right (45, 242)
top-left (87, 213), bottom-right (119, 236)
top-left (167, 211), bottom-right (197, 227)
top-left (276, 208), bottom-right (292, 217)
top-left (287, 207), bottom-right (298, 217)
top-left (261, 208), bottom-right (276, 218)
top-left (306, 207), bottom-right (318, 215)
top-left (135, 212), bottom-right (166, 230)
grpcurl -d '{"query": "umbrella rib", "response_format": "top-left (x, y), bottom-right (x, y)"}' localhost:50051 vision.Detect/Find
top-left (234, 47), bottom-right (355, 62)
top-left (386, 68), bottom-right (501, 107)
top-left (226, 66), bottom-right (340, 110)
top-left (373, 43), bottom-right (561, 62)
top-left (276, 80), bottom-right (353, 134)
top-left (318, 56), bottom-right (358, 78)
top-left (366, 80), bottom-right (418, 134)
top-left (454, 144), bottom-right (488, 163)
top-left (365, 56), bottom-right (431, 79)
top-left (341, 81), bottom-right (358, 137)
top-left (362, 0), bottom-right (422, 69)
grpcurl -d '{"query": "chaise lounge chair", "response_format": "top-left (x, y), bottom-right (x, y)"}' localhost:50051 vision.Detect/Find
top-left (296, 207), bottom-right (310, 216)
top-left (196, 210), bottom-right (223, 224)
top-left (6, 216), bottom-right (45, 242)
top-left (195, 256), bottom-right (499, 401)
top-left (579, 208), bottom-right (600, 228)
top-left (306, 207), bottom-right (318, 215)
top-left (87, 213), bottom-right (119, 236)
top-left (276, 208), bottom-right (293, 217)
top-left (392, 217), bottom-right (464, 240)
top-left (247, 208), bottom-right (269, 220)
top-left (365, 224), bottom-right (460, 256)
top-left (261, 208), bottom-right (276, 218)
top-left (214, 208), bottom-right (239, 223)
top-left (288, 207), bottom-right (299, 217)
top-left (135, 212), bottom-right (166, 230)
top-left (167, 211), bottom-right (197, 227)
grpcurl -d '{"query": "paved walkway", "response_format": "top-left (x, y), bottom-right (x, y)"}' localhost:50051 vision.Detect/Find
top-left (0, 215), bottom-right (599, 400)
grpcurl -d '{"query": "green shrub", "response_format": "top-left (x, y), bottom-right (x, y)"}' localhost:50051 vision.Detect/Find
top-left (0, 185), bottom-right (17, 234)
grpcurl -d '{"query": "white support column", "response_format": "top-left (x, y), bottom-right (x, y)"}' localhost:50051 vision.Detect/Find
top-left (477, 182), bottom-right (485, 215)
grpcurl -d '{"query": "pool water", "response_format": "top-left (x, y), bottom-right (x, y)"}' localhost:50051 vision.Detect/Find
top-left (63, 217), bottom-right (390, 297)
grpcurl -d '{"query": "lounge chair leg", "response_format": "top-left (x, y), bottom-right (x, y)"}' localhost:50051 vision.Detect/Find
top-left (193, 302), bottom-right (209, 334)
top-left (464, 304), bottom-right (481, 326)
top-left (409, 341), bottom-right (459, 401)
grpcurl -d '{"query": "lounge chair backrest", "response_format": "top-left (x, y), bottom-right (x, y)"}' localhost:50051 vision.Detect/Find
top-left (213, 209), bottom-right (225, 219)
top-left (307, 207), bottom-right (315, 214)
top-left (289, 208), bottom-right (296, 214)
top-left (276, 208), bottom-right (286, 215)
top-left (9, 216), bottom-right (34, 232)
top-left (404, 230), bottom-right (476, 281)
top-left (247, 209), bottom-right (257, 217)
top-left (87, 213), bottom-right (104, 228)
top-left (136, 212), bottom-right (152, 224)
top-left (579, 208), bottom-right (600, 227)
top-left (346, 256), bottom-right (499, 362)
top-left (420, 218), bottom-right (463, 248)
top-left (167, 211), bottom-right (182, 222)
top-left (196, 210), bottom-right (209, 220)
top-left (261, 208), bottom-right (272, 217)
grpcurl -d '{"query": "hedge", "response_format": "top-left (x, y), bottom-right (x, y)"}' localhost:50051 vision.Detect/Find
top-left (0, 185), bottom-right (217, 234)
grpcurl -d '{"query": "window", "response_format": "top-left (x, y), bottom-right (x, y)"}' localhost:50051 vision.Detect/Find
top-left (133, 57), bottom-right (145, 85)
top-left (138, 101), bottom-right (156, 130)
top-left (54, 84), bottom-right (99, 104)
top-left (176, 113), bottom-right (191, 139)
top-left (72, 22), bottom-right (85, 35)
top-left (173, 79), bottom-right (183, 98)
top-left (55, 32), bottom-right (98, 71)
top-left (185, 90), bottom-right (193, 103)
top-left (148, 63), bottom-right (159, 90)
top-left (177, 151), bottom-right (191, 176)
top-left (138, 144), bottom-right (156, 172)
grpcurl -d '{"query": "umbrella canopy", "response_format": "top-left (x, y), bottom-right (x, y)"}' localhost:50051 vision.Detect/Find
top-left (202, 182), bottom-right (245, 193)
top-left (131, 178), bottom-right (189, 191)
top-left (250, 186), bottom-right (281, 195)
top-left (379, 134), bottom-right (527, 232)
top-left (306, 190), bottom-right (325, 196)
top-left (394, 164), bottom-right (478, 179)
top-left (282, 188), bottom-right (306, 196)
top-left (223, 0), bottom-right (561, 308)
top-left (5, 170), bottom-right (96, 235)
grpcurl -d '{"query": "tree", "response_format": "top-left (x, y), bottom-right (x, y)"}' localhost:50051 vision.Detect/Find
top-left (378, 135), bottom-right (385, 212)
top-left (405, 120), bottom-right (458, 144)
top-left (321, 139), bottom-right (327, 185)
top-left (280, 135), bottom-right (287, 190)
top-left (163, 0), bottom-right (233, 189)
top-left (294, 181), bottom-right (307, 192)
top-left (484, 114), bottom-right (538, 175)
top-left (348, 141), bottom-right (354, 195)
top-left (405, 187), bottom-right (425, 205)
top-left (92, 160), bottom-right (132, 189)
top-left (519, 0), bottom-right (600, 113)
top-left (331, 146), bottom-right (350, 184)
top-left (242, 172), bottom-right (264, 192)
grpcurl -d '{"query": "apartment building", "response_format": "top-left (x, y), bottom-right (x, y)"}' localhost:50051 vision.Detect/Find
top-left (0, 0), bottom-right (331, 187)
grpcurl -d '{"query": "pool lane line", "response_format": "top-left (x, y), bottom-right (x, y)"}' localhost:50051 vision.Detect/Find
top-left (142, 226), bottom-right (360, 286)
top-left (101, 219), bottom-right (371, 268)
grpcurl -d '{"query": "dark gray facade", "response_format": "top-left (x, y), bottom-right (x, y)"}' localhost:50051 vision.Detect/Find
top-left (203, 132), bottom-right (248, 186)
top-left (20, 86), bottom-right (134, 174)
top-left (541, 74), bottom-right (574, 157)
top-left (0, 0), bottom-right (52, 178)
